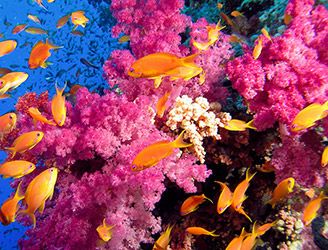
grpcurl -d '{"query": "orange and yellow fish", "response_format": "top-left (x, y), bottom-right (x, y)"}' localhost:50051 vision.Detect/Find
top-left (261, 28), bottom-right (272, 42)
top-left (220, 13), bottom-right (235, 27)
top-left (132, 130), bottom-right (192, 171)
top-left (224, 119), bottom-right (256, 132)
top-left (180, 194), bottom-right (212, 216)
top-left (25, 27), bottom-right (48, 35)
top-left (19, 167), bottom-right (58, 228)
top-left (0, 40), bottom-right (17, 57)
top-left (5, 131), bottom-right (44, 158)
top-left (71, 11), bottom-right (89, 30)
top-left (302, 192), bottom-right (328, 226)
top-left (291, 101), bottom-right (328, 132)
top-left (240, 223), bottom-right (257, 250)
top-left (118, 35), bottom-right (130, 43)
top-left (217, 3), bottom-right (223, 9)
top-left (29, 39), bottom-right (62, 69)
top-left (254, 221), bottom-right (276, 236)
top-left (0, 72), bottom-right (29, 96)
top-left (0, 113), bottom-right (17, 139)
top-left (96, 219), bottom-right (115, 242)
top-left (253, 37), bottom-right (263, 60)
top-left (56, 14), bottom-right (71, 29)
top-left (27, 14), bottom-right (41, 24)
top-left (226, 228), bottom-right (248, 250)
top-left (69, 84), bottom-right (83, 95)
top-left (284, 13), bottom-right (292, 25)
top-left (186, 227), bottom-right (219, 237)
top-left (0, 181), bottom-right (24, 225)
top-left (156, 91), bottom-right (171, 118)
top-left (51, 83), bottom-right (67, 126)
top-left (28, 107), bottom-right (56, 126)
top-left (193, 22), bottom-right (225, 51)
top-left (215, 181), bottom-right (233, 214)
top-left (321, 146), bottom-right (328, 167)
top-left (12, 24), bottom-right (27, 34)
top-left (34, 0), bottom-right (47, 10)
top-left (0, 160), bottom-right (35, 179)
top-left (153, 224), bottom-right (174, 250)
top-left (267, 177), bottom-right (295, 208)
top-left (231, 11), bottom-right (244, 17)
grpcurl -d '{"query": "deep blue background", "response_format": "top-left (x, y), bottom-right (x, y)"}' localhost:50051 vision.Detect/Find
top-left (0, 0), bottom-right (125, 248)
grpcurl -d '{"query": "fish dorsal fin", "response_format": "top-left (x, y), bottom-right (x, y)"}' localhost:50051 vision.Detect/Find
top-left (171, 130), bottom-right (192, 148)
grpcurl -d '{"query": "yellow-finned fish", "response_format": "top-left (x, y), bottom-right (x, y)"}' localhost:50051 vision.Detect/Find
top-left (96, 219), bottom-right (115, 242)
top-left (180, 194), bottom-right (212, 216)
top-left (27, 15), bottom-right (41, 24)
top-left (25, 27), bottom-right (48, 35)
top-left (28, 107), bottom-right (56, 126)
top-left (12, 24), bottom-right (27, 34)
top-left (56, 14), bottom-right (71, 29)
top-left (0, 113), bottom-right (17, 139)
top-left (302, 192), bottom-right (328, 226)
top-left (186, 227), bottom-right (219, 237)
top-left (215, 181), bottom-right (233, 214)
top-left (253, 37), bottom-right (263, 60)
top-left (19, 167), bottom-right (58, 228)
top-left (226, 228), bottom-right (248, 250)
top-left (261, 28), bottom-right (272, 42)
top-left (267, 177), bottom-right (295, 208)
top-left (71, 11), bottom-right (89, 30)
top-left (321, 146), bottom-right (328, 167)
top-left (29, 39), bottom-right (62, 69)
top-left (51, 83), bottom-right (67, 126)
top-left (156, 91), bottom-right (171, 118)
top-left (0, 72), bottom-right (29, 96)
top-left (0, 40), bottom-right (17, 57)
top-left (5, 131), bottom-right (44, 158)
top-left (0, 160), bottom-right (36, 179)
top-left (224, 119), bottom-right (257, 131)
top-left (132, 130), bottom-right (192, 171)
top-left (153, 224), bottom-right (174, 250)
top-left (0, 181), bottom-right (24, 225)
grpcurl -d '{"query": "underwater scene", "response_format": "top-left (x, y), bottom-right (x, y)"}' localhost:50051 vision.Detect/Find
top-left (0, 0), bottom-right (327, 249)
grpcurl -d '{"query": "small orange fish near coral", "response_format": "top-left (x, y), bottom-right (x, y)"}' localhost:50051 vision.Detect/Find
top-left (56, 14), bottom-right (71, 29)
top-left (254, 221), bottom-right (276, 236)
top-left (302, 192), bottom-right (328, 226)
top-left (215, 181), bottom-right (233, 214)
top-left (0, 181), bottom-right (24, 225)
top-left (25, 27), bottom-right (48, 35)
top-left (0, 160), bottom-right (36, 179)
top-left (261, 28), bottom-right (272, 42)
top-left (253, 37), bottom-right (263, 60)
top-left (12, 24), bottom-right (27, 34)
top-left (180, 194), bottom-right (212, 216)
top-left (5, 131), bottom-right (44, 158)
top-left (19, 167), bottom-right (58, 228)
top-left (28, 107), bottom-right (56, 126)
top-left (153, 224), bottom-right (174, 250)
top-left (186, 227), bottom-right (219, 237)
top-left (193, 22), bottom-right (225, 51)
top-left (224, 119), bottom-right (256, 132)
top-left (71, 11), bottom-right (89, 30)
top-left (132, 130), bottom-right (192, 171)
top-left (51, 83), bottom-right (67, 126)
top-left (291, 102), bottom-right (328, 132)
top-left (231, 10), bottom-right (244, 17)
top-left (156, 91), bottom-right (171, 118)
top-left (96, 219), bottom-right (115, 242)
top-left (0, 40), bottom-right (17, 57)
top-left (0, 113), bottom-right (17, 139)
top-left (284, 13), bottom-right (292, 25)
top-left (27, 14), bottom-right (41, 24)
top-left (0, 72), bottom-right (29, 96)
top-left (267, 177), bottom-right (295, 208)
top-left (241, 223), bottom-right (257, 250)
top-left (118, 35), bottom-right (130, 43)
top-left (217, 3), bottom-right (223, 9)
top-left (34, 0), bottom-right (47, 10)
top-left (321, 146), bottom-right (328, 167)
top-left (29, 39), bottom-right (62, 69)
top-left (226, 228), bottom-right (248, 250)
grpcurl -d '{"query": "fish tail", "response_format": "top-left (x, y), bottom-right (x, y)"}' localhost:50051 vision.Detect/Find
top-left (5, 147), bottom-right (16, 159)
top-left (246, 168), bottom-right (256, 182)
top-left (319, 191), bottom-right (328, 200)
top-left (46, 39), bottom-right (63, 50)
top-left (209, 230), bottom-right (219, 237)
top-left (239, 207), bottom-right (252, 222)
top-left (55, 81), bottom-right (67, 96)
top-left (18, 209), bottom-right (36, 228)
top-left (246, 119), bottom-right (257, 130)
top-left (203, 195), bottom-right (213, 204)
top-left (14, 181), bottom-right (25, 201)
top-left (172, 130), bottom-right (193, 149)
top-left (266, 199), bottom-right (275, 208)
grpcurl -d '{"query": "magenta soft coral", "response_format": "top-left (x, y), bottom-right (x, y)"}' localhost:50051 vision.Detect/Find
top-left (17, 88), bottom-right (210, 249)
top-left (226, 0), bottom-right (328, 131)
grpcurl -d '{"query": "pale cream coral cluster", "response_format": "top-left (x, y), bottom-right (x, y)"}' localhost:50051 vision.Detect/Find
top-left (166, 95), bottom-right (231, 163)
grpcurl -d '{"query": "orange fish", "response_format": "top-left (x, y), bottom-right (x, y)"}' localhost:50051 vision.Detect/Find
top-left (25, 27), bottom-right (48, 35)
top-left (268, 177), bottom-right (295, 208)
top-left (12, 24), bottom-right (27, 34)
top-left (284, 13), bottom-right (292, 25)
top-left (156, 91), bottom-right (171, 118)
top-left (0, 160), bottom-right (36, 179)
top-left (71, 11), bottom-right (89, 29)
top-left (0, 94), bottom-right (10, 100)
top-left (153, 224), bottom-right (174, 250)
top-left (302, 192), bottom-right (328, 226)
top-left (47, 0), bottom-right (55, 2)
top-left (180, 194), bottom-right (212, 216)
top-left (51, 83), bottom-right (67, 126)
top-left (0, 181), bottom-right (24, 225)
top-left (0, 113), bottom-right (17, 139)
top-left (321, 146), bottom-right (328, 167)
top-left (34, 0), bottom-right (47, 10)
top-left (27, 14), bottom-right (41, 24)
top-left (56, 14), bottom-right (71, 29)
top-left (224, 119), bottom-right (257, 131)
top-left (128, 53), bottom-right (200, 88)
top-left (118, 35), bottom-right (130, 43)
top-left (71, 30), bottom-right (84, 36)
top-left (19, 167), bottom-right (58, 228)
top-left (186, 227), bottom-right (219, 237)
top-left (215, 181), bottom-right (233, 214)
top-left (231, 169), bottom-right (256, 222)
top-left (5, 131), bottom-right (44, 158)
top-left (166, 65), bottom-right (204, 84)
top-left (229, 34), bottom-right (244, 44)
top-left (132, 130), bottom-right (192, 171)
top-left (28, 39), bottom-right (61, 69)
top-left (240, 223), bottom-right (257, 250)
top-left (226, 228), bottom-right (248, 250)
top-left (254, 221), bottom-right (276, 236)
top-left (69, 84), bottom-right (83, 95)
top-left (217, 3), bottom-right (223, 9)
top-left (231, 11), bottom-right (244, 17)
top-left (28, 107), bottom-right (56, 126)
top-left (96, 219), bottom-right (115, 242)
top-left (256, 161), bottom-right (275, 173)
top-left (0, 72), bottom-right (29, 96)
top-left (253, 37), bottom-right (263, 60)
top-left (0, 40), bottom-right (17, 57)
top-left (193, 22), bottom-right (225, 51)
top-left (220, 13), bottom-right (235, 27)
top-left (261, 28), bottom-right (272, 42)
top-left (291, 102), bottom-right (328, 132)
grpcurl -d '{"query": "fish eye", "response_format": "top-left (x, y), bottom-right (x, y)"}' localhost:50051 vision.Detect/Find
top-left (37, 132), bottom-right (41, 136)
top-left (129, 68), bottom-right (135, 72)
top-left (30, 164), bottom-right (33, 168)
top-left (9, 115), bottom-right (13, 120)
top-left (50, 169), bottom-right (54, 172)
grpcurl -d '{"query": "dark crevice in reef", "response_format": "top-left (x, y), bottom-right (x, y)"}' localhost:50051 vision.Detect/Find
top-left (69, 155), bottom-right (107, 179)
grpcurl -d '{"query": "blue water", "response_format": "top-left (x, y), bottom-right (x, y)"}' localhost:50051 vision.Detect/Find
top-left (0, 0), bottom-right (124, 248)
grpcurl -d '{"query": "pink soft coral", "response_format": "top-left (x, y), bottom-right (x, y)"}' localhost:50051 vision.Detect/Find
top-left (226, 0), bottom-right (328, 131)
top-left (16, 89), bottom-right (210, 249)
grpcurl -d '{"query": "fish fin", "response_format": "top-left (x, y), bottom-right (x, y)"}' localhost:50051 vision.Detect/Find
top-left (246, 168), bottom-right (256, 182)
top-left (171, 130), bottom-right (193, 148)
top-left (153, 76), bottom-right (162, 89)
top-left (5, 147), bottom-right (16, 159)
top-left (199, 71), bottom-right (206, 85)
top-left (181, 53), bottom-right (199, 66)
top-left (237, 207), bottom-right (252, 222)
top-left (18, 209), bottom-right (36, 228)
top-left (41, 62), bottom-right (49, 69)
top-left (266, 199), bottom-right (275, 208)
top-left (55, 81), bottom-right (67, 96)
top-left (72, 25), bottom-right (78, 31)
top-left (46, 39), bottom-right (63, 50)
top-left (38, 200), bottom-right (46, 214)
top-left (2, 175), bottom-right (10, 179)
top-left (246, 119), bottom-right (257, 130)
top-left (203, 194), bottom-right (213, 204)
top-left (319, 191), bottom-right (328, 200)
top-left (14, 181), bottom-right (24, 201)
top-left (209, 230), bottom-right (219, 237)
